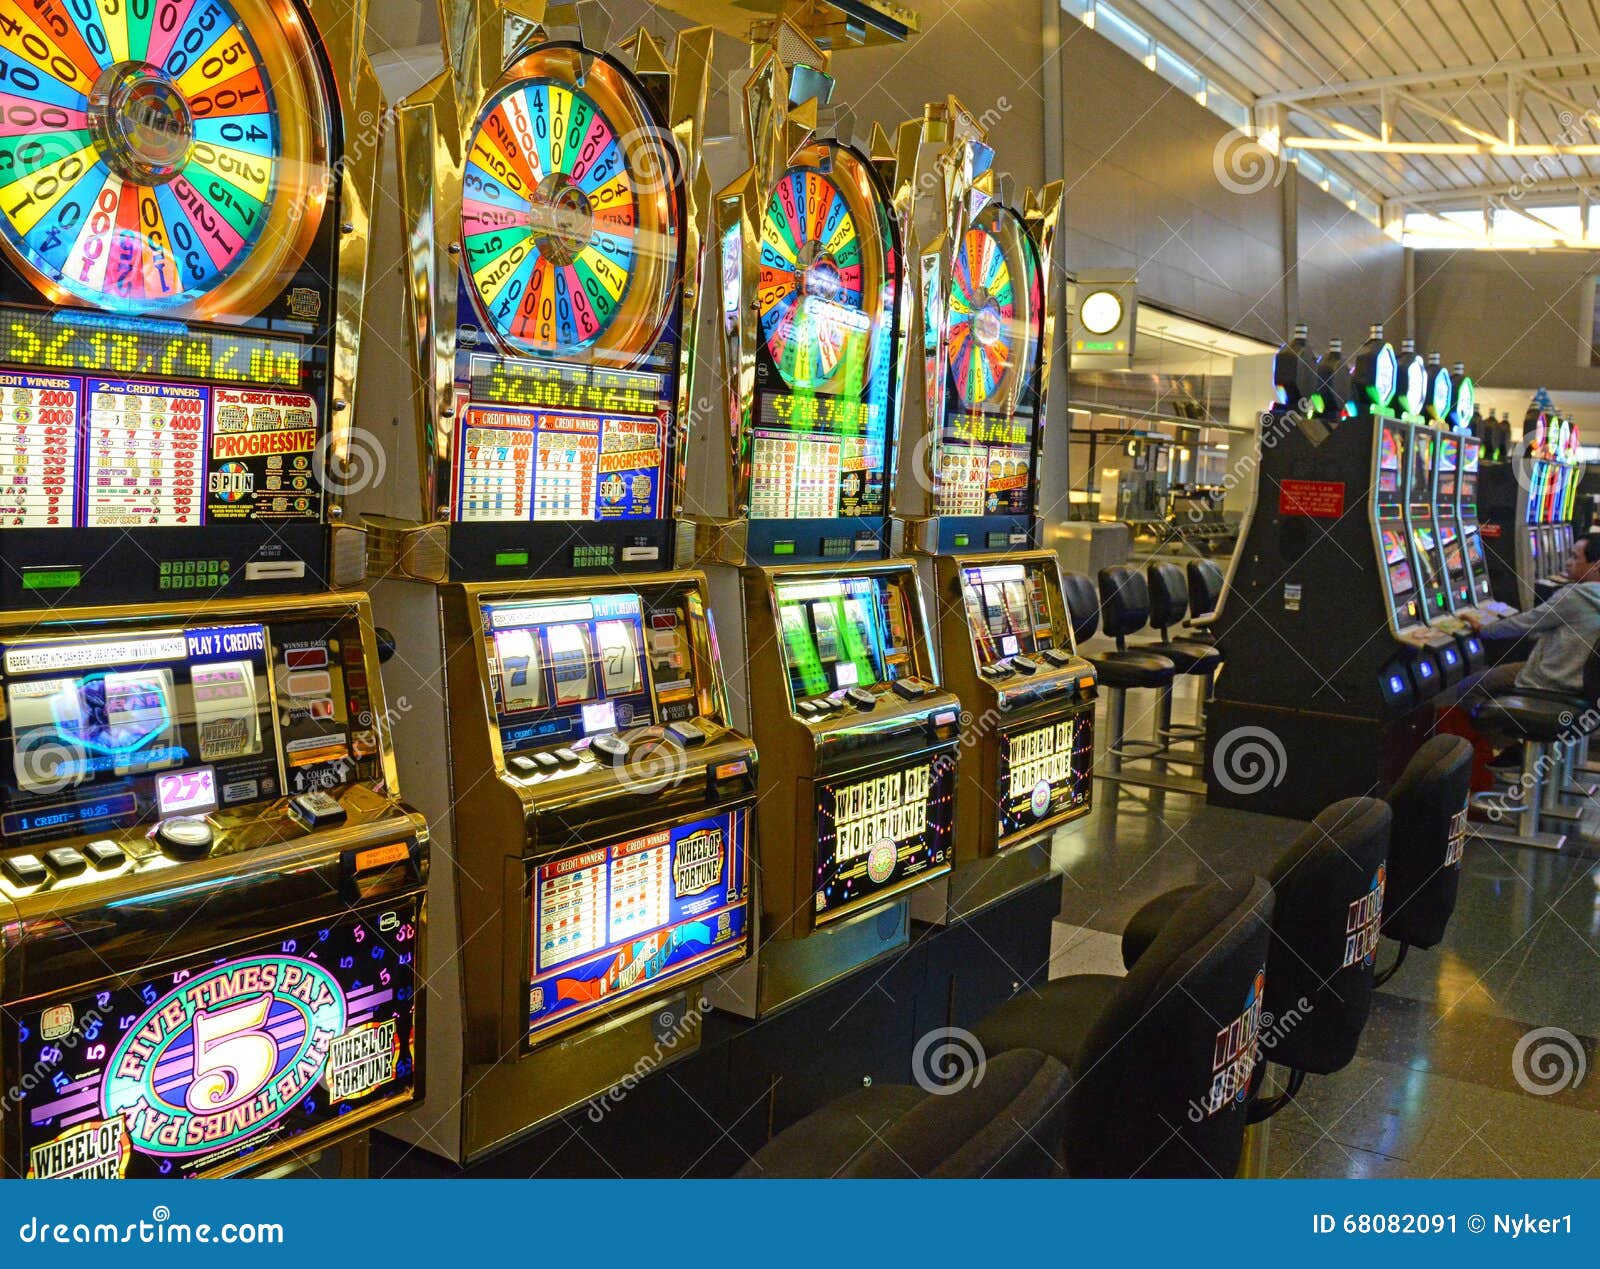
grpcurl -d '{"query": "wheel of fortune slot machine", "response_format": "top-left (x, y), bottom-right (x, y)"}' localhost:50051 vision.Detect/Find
top-left (891, 99), bottom-right (1094, 926)
top-left (352, 2), bottom-right (758, 1164)
top-left (0, 0), bottom-right (429, 1179)
top-left (686, 15), bottom-right (962, 1021)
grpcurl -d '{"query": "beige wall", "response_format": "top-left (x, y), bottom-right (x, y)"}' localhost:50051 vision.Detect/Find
top-left (1413, 248), bottom-right (1600, 396)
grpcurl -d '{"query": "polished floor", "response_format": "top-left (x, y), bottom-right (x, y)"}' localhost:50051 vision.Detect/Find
top-left (1056, 675), bottom-right (1600, 1179)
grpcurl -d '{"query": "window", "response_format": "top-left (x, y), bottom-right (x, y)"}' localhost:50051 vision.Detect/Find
top-left (1155, 46), bottom-right (1204, 100)
top-left (1094, 2), bottom-right (1152, 62)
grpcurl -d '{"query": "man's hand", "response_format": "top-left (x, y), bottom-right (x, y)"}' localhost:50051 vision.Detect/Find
top-left (1459, 611), bottom-right (1487, 633)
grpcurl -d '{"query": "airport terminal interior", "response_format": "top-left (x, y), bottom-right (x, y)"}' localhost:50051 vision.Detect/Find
top-left (1, 0), bottom-right (1599, 1181)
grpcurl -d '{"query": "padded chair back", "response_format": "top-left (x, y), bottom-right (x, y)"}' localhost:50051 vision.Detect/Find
top-left (1188, 560), bottom-right (1225, 619)
top-left (1381, 735), bottom-right (1473, 949)
top-left (1262, 797), bottom-right (1391, 1076)
top-left (1065, 874), bottom-right (1274, 1178)
top-left (1146, 562), bottom-right (1190, 636)
top-left (1097, 565), bottom-right (1151, 647)
top-left (736, 1049), bottom-right (1072, 1179)
top-left (1061, 572), bottom-right (1101, 645)
top-left (1583, 637), bottom-right (1600, 705)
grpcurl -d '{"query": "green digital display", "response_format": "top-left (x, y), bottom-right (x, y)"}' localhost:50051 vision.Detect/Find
top-left (772, 541), bottom-right (796, 556)
top-left (495, 550), bottom-right (531, 567)
top-left (467, 353), bottom-right (663, 417)
top-left (20, 569), bottom-right (80, 591)
top-left (0, 306), bottom-right (305, 389)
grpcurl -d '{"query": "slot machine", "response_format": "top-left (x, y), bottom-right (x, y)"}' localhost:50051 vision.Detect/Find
top-left (689, 20), bottom-right (961, 1017)
top-left (889, 99), bottom-right (1091, 923)
top-left (0, 0), bottom-right (428, 1178)
top-left (356, 4), bottom-right (757, 1162)
top-left (1209, 323), bottom-right (1452, 818)
top-left (1514, 414), bottom-right (1563, 606)
top-left (1394, 344), bottom-right (1479, 683)
top-left (1456, 433), bottom-right (1516, 619)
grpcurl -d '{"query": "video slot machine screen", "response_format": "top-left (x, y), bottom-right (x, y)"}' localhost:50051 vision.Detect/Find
top-left (1376, 425), bottom-right (1404, 497)
top-left (746, 146), bottom-right (898, 540)
top-left (0, 616), bottom-right (383, 847)
top-left (8, 900), bottom-right (419, 1179)
top-left (526, 807), bottom-right (749, 1042)
top-left (451, 47), bottom-right (686, 571)
top-left (933, 206), bottom-right (1044, 519)
top-left (959, 561), bottom-right (1059, 666)
top-left (0, 0), bottom-right (348, 599)
top-left (1525, 463), bottom-right (1547, 524)
top-left (1436, 435), bottom-right (1459, 502)
top-left (1380, 527), bottom-right (1419, 630)
top-left (772, 574), bottom-right (918, 707)
top-left (482, 589), bottom-right (714, 756)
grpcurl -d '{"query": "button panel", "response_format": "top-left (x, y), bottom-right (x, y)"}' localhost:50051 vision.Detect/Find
top-left (289, 792), bottom-right (346, 829)
top-left (590, 734), bottom-right (630, 765)
top-left (84, 840), bottom-right (126, 869)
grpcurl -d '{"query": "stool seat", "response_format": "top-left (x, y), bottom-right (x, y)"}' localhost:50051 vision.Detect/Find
top-left (1142, 639), bottom-right (1222, 674)
top-left (1085, 649), bottom-right (1176, 690)
top-left (972, 974), bottom-right (1122, 1070)
top-left (1121, 884), bottom-right (1203, 968)
top-left (1471, 693), bottom-right (1595, 741)
top-left (735, 1049), bottom-right (1072, 1178)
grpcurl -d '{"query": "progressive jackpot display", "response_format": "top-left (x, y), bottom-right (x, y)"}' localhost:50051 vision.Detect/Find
top-left (0, 0), bottom-right (356, 604)
top-left (445, 41), bottom-right (686, 574)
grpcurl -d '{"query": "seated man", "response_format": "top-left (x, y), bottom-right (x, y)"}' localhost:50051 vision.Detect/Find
top-left (1461, 535), bottom-right (1600, 697)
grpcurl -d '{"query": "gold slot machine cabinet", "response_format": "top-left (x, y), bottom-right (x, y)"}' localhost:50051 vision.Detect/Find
top-left (890, 100), bottom-right (1093, 925)
top-left (356, 3), bottom-right (757, 1163)
top-left (689, 17), bottom-right (962, 1019)
top-left (0, 0), bottom-right (428, 1178)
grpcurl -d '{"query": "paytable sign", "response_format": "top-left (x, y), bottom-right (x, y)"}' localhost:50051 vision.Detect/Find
top-left (0, 372), bottom-right (79, 527)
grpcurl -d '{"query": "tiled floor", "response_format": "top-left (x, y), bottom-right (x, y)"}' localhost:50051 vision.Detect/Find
top-left (1050, 676), bottom-right (1600, 1179)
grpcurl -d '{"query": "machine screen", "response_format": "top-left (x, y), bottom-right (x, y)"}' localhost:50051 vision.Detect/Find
top-left (528, 808), bottom-right (750, 1041)
top-left (1377, 425), bottom-right (1404, 495)
top-left (959, 562), bottom-right (1059, 666)
top-left (483, 590), bottom-right (707, 755)
top-left (1407, 427), bottom-right (1435, 504)
top-left (0, 617), bottom-right (381, 844)
top-left (772, 574), bottom-right (917, 705)
top-left (1436, 435), bottom-right (1459, 498)
top-left (10, 901), bottom-right (418, 1180)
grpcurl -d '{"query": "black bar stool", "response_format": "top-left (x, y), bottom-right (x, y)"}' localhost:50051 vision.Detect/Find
top-left (1120, 797), bottom-right (1392, 1117)
top-left (1143, 561), bottom-right (1224, 747)
top-left (1061, 569), bottom-right (1176, 776)
top-left (735, 1049), bottom-right (1072, 1178)
top-left (1377, 734), bottom-right (1473, 984)
top-left (1467, 640), bottom-right (1600, 851)
top-left (973, 875), bottom-right (1274, 1177)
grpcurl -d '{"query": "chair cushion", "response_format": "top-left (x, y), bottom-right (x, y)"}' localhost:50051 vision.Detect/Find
top-left (1061, 573), bottom-right (1101, 645)
top-left (972, 975), bottom-right (1123, 1070)
top-left (1146, 563), bottom-right (1190, 630)
top-left (1086, 649), bottom-right (1176, 689)
top-left (1098, 566), bottom-right (1151, 639)
top-left (1121, 884), bottom-right (1203, 969)
top-left (1470, 693), bottom-right (1593, 740)
top-left (736, 1049), bottom-right (1072, 1179)
top-left (1143, 639), bottom-right (1222, 674)
top-left (1382, 735), bottom-right (1473, 950)
top-left (1187, 561), bottom-right (1224, 619)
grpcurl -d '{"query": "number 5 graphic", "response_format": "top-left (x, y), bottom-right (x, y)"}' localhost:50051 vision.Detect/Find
top-left (186, 993), bottom-right (278, 1112)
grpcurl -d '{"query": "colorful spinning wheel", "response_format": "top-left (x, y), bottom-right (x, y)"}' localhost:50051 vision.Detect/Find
top-left (948, 225), bottom-right (1014, 408)
top-left (758, 167), bottom-right (868, 390)
top-left (0, 0), bottom-right (329, 318)
top-left (462, 49), bottom-right (679, 361)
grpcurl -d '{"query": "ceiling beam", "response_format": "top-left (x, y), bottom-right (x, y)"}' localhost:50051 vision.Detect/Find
top-left (1255, 55), bottom-right (1600, 106)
